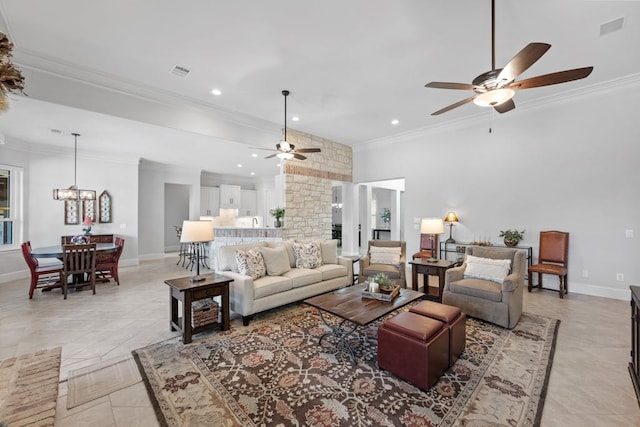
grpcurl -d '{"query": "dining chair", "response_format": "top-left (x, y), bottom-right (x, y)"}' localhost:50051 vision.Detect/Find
top-left (528, 231), bottom-right (570, 298)
top-left (21, 241), bottom-right (63, 299)
top-left (61, 243), bottom-right (97, 299)
top-left (96, 236), bottom-right (124, 285)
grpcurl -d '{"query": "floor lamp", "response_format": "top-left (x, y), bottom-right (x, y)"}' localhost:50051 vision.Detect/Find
top-left (420, 218), bottom-right (445, 262)
top-left (180, 220), bottom-right (214, 282)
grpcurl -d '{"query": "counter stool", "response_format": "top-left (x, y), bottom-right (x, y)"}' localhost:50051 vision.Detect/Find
top-left (410, 301), bottom-right (466, 367)
top-left (377, 311), bottom-right (449, 390)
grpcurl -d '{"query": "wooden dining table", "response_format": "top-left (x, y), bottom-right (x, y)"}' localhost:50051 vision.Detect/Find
top-left (31, 243), bottom-right (118, 259)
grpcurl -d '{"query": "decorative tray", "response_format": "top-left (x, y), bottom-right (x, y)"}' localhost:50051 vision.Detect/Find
top-left (362, 284), bottom-right (400, 302)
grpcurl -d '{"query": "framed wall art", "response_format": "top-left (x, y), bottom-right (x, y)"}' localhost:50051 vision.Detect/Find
top-left (82, 200), bottom-right (96, 222)
top-left (64, 200), bottom-right (79, 225)
top-left (99, 190), bottom-right (112, 223)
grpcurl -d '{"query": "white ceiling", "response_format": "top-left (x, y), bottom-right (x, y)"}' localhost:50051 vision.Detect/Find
top-left (0, 0), bottom-right (639, 178)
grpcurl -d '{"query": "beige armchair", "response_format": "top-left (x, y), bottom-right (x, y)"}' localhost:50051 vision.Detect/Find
top-left (358, 240), bottom-right (406, 288)
top-left (443, 246), bottom-right (524, 329)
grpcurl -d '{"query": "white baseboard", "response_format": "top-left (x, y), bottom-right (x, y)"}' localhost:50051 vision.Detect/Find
top-left (567, 281), bottom-right (631, 301)
top-left (0, 269), bottom-right (28, 283)
top-left (138, 253), bottom-right (165, 261)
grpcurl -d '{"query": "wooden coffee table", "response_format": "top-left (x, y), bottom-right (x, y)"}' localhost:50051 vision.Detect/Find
top-left (304, 284), bottom-right (424, 362)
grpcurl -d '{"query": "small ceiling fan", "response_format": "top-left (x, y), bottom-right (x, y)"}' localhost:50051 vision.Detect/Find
top-left (425, 0), bottom-right (593, 116)
top-left (252, 90), bottom-right (321, 160)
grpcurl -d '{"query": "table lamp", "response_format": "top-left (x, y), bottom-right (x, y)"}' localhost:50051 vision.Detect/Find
top-left (180, 220), bottom-right (214, 282)
top-left (443, 211), bottom-right (459, 244)
top-left (421, 218), bottom-right (445, 262)
top-left (82, 216), bottom-right (93, 236)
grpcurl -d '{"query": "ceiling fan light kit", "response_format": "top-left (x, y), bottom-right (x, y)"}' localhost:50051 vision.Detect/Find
top-left (425, 0), bottom-right (593, 116)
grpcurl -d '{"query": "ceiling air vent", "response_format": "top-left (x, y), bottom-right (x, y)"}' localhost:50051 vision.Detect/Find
top-left (600, 17), bottom-right (624, 36)
top-left (171, 65), bottom-right (191, 77)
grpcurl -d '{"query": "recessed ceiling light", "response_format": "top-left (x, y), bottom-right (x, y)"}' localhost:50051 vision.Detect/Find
top-left (276, 163), bottom-right (281, 167)
top-left (251, 153), bottom-right (258, 158)
top-left (391, 119), bottom-right (399, 125)
top-left (237, 164), bottom-right (243, 168)
top-left (250, 172), bottom-right (255, 176)
top-left (292, 116), bottom-right (299, 122)
top-left (211, 88), bottom-right (222, 96)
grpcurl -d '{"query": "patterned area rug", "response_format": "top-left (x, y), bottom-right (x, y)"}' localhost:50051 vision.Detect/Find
top-left (0, 347), bottom-right (61, 426)
top-left (133, 303), bottom-right (559, 427)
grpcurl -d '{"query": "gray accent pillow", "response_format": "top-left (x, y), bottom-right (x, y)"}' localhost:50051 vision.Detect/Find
top-left (260, 246), bottom-right (292, 276)
top-left (320, 240), bottom-right (338, 264)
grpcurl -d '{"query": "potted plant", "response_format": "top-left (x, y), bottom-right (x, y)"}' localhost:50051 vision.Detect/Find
top-left (270, 207), bottom-right (285, 228)
top-left (381, 208), bottom-right (391, 227)
top-left (373, 273), bottom-right (395, 293)
top-left (499, 229), bottom-right (525, 247)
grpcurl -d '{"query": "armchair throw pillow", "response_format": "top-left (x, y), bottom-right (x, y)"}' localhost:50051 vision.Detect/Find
top-left (463, 254), bottom-right (511, 284)
top-left (369, 246), bottom-right (402, 265)
top-left (235, 248), bottom-right (267, 280)
top-left (293, 242), bottom-right (323, 269)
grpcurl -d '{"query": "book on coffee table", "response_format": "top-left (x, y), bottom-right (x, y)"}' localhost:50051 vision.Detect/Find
top-left (362, 284), bottom-right (400, 302)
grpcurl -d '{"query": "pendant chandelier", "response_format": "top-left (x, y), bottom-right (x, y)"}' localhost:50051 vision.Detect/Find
top-left (52, 133), bottom-right (96, 201)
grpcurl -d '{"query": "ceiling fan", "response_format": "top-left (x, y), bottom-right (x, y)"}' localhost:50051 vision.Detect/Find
top-left (252, 90), bottom-right (321, 160)
top-left (425, 0), bottom-right (593, 116)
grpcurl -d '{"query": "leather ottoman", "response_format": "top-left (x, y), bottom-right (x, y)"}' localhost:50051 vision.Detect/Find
top-left (377, 311), bottom-right (449, 390)
top-left (410, 300), bottom-right (466, 367)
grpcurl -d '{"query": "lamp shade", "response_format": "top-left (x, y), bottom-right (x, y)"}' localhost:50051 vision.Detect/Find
top-left (420, 218), bottom-right (444, 234)
top-left (180, 220), bottom-right (214, 243)
top-left (444, 211), bottom-right (459, 223)
top-left (473, 88), bottom-right (515, 107)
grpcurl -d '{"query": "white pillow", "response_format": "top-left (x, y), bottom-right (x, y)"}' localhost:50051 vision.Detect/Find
top-left (319, 240), bottom-right (338, 265)
top-left (260, 246), bottom-right (291, 276)
top-left (293, 242), bottom-right (323, 269)
top-left (369, 246), bottom-right (402, 265)
top-left (235, 249), bottom-right (266, 280)
top-left (463, 254), bottom-right (511, 284)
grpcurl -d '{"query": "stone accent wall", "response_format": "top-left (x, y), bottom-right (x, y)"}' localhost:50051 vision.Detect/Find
top-left (282, 129), bottom-right (352, 240)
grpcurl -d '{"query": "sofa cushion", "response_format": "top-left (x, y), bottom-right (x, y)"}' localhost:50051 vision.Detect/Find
top-left (463, 254), bottom-right (511, 284)
top-left (253, 275), bottom-right (293, 299)
top-left (362, 263), bottom-right (401, 279)
top-left (449, 278), bottom-right (503, 302)
top-left (293, 242), bottom-right (323, 269)
top-left (314, 264), bottom-right (347, 281)
top-left (369, 246), bottom-right (402, 265)
top-left (319, 240), bottom-right (338, 265)
top-left (260, 246), bottom-right (291, 276)
top-left (235, 249), bottom-right (266, 280)
top-left (218, 242), bottom-right (267, 272)
top-left (267, 239), bottom-right (296, 268)
top-left (283, 268), bottom-right (323, 288)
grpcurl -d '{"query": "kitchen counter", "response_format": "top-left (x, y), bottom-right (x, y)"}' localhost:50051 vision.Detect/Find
top-left (214, 227), bottom-right (283, 239)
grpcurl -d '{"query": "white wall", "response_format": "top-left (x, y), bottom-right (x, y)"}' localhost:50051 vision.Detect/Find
top-left (0, 138), bottom-right (139, 282)
top-left (138, 160), bottom-right (200, 260)
top-left (164, 183), bottom-right (190, 252)
top-left (353, 81), bottom-right (640, 300)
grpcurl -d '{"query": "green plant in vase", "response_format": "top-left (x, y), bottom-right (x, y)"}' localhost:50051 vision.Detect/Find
top-left (499, 229), bottom-right (525, 247)
top-left (373, 273), bottom-right (395, 293)
top-left (270, 207), bottom-right (285, 228)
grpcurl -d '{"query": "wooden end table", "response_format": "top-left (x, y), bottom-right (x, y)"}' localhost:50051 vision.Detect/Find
top-left (164, 273), bottom-right (232, 344)
top-left (409, 259), bottom-right (454, 302)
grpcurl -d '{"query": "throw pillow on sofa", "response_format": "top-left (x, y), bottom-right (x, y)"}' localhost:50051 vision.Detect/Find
top-left (369, 246), bottom-right (402, 265)
top-left (463, 254), bottom-right (511, 284)
top-left (260, 246), bottom-right (292, 276)
top-left (293, 242), bottom-right (323, 269)
top-left (319, 239), bottom-right (338, 265)
top-left (235, 248), bottom-right (267, 280)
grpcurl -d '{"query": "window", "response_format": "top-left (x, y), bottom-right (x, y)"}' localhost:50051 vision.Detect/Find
top-left (0, 165), bottom-right (23, 250)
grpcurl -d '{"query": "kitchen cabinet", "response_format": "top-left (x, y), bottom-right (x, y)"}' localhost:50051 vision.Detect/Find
top-left (240, 189), bottom-right (257, 216)
top-left (220, 184), bottom-right (241, 209)
top-left (200, 186), bottom-right (220, 216)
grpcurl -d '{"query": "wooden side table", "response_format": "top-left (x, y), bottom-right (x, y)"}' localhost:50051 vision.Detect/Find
top-left (164, 273), bottom-right (232, 344)
top-left (409, 259), bottom-right (454, 302)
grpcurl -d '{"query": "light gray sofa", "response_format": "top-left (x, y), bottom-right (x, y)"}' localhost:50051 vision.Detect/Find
top-left (215, 239), bottom-right (352, 325)
top-left (443, 246), bottom-right (525, 329)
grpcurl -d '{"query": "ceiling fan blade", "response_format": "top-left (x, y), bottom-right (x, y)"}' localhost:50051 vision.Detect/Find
top-left (509, 67), bottom-right (594, 90)
top-left (497, 43), bottom-right (551, 84)
top-left (265, 153), bottom-right (278, 159)
top-left (425, 82), bottom-right (476, 91)
top-left (494, 98), bottom-right (515, 114)
top-left (431, 95), bottom-right (477, 116)
top-left (293, 153), bottom-right (307, 160)
top-left (295, 148), bottom-right (321, 153)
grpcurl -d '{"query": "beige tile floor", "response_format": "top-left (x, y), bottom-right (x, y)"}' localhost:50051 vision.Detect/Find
top-left (1, 256), bottom-right (639, 426)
